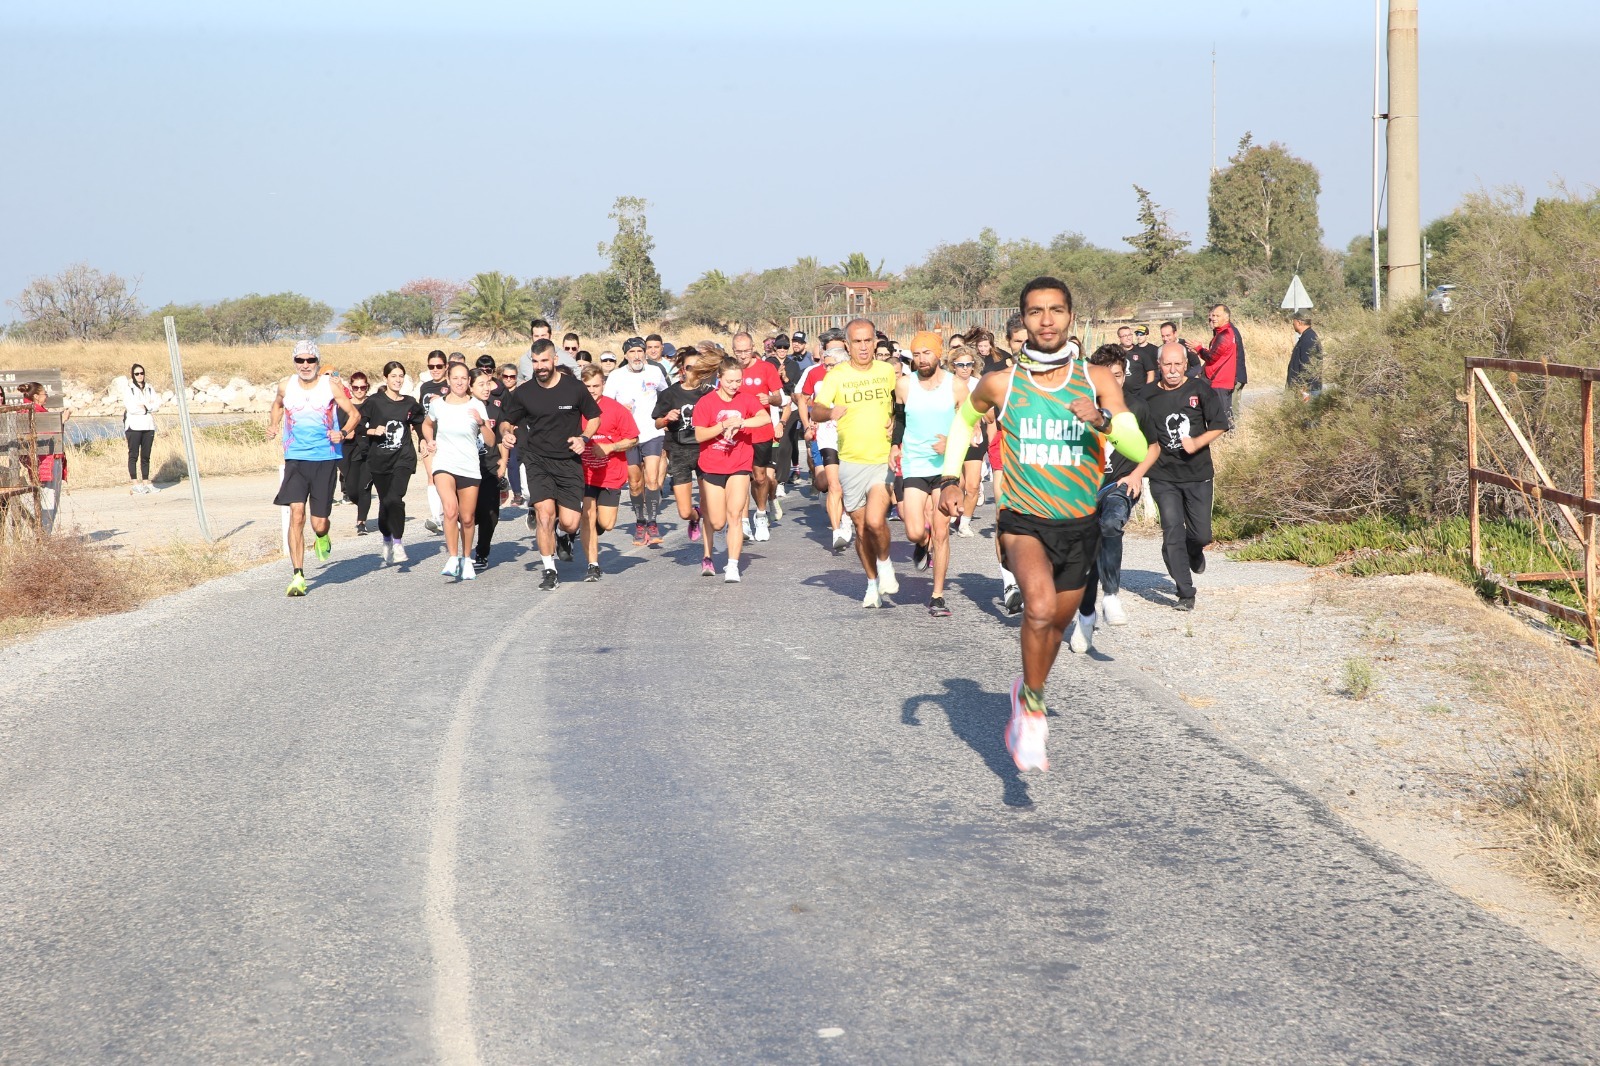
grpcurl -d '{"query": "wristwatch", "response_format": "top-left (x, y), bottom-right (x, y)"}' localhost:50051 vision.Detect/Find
top-left (1096, 407), bottom-right (1112, 431)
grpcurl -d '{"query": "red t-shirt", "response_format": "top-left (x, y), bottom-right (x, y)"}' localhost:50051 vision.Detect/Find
top-left (693, 389), bottom-right (765, 474)
top-left (582, 396), bottom-right (639, 489)
top-left (797, 362), bottom-right (830, 398)
top-left (739, 360), bottom-right (782, 443)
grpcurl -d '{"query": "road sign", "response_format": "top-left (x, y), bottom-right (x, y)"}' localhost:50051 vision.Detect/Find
top-left (1281, 275), bottom-right (1313, 311)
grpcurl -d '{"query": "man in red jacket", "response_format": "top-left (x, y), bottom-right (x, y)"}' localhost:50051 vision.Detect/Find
top-left (1194, 304), bottom-right (1247, 427)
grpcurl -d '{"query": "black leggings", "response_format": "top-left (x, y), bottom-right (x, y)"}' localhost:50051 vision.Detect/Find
top-left (371, 467), bottom-right (413, 540)
top-left (474, 476), bottom-right (500, 557)
top-left (126, 429), bottom-right (154, 480)
top-left (344, 457), bottom-right (373, 523)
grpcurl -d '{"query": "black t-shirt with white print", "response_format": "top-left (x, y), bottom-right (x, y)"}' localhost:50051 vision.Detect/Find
top-left (1139, 376), bottom-right (1228, 483)
top-left (653, 380), bottom-right (714, 450)
top-left (361, 391), bottom-right (424, 474)
top-left (499, 375), bottom-right (601, 463)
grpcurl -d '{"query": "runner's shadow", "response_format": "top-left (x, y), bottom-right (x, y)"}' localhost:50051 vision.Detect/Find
top-left (901, 677), bottom-right (1033, 808)
top-left (950, 570), bottom-right (1011, 623)
top-left (800, 569), bottom-right (872, 601)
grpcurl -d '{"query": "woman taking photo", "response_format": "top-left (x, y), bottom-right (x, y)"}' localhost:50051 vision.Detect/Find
top-left (422, 362), bottom-right (495, 581)
top-left (692, 357), bottom-right (770, 583)
top-left (361, 360), bottom-right (424, 566)
top-left (122, 364), bottom-right (161, 494)
top-left (340, 371), bottom-right (374, 534)
top-left (469, 367), bottom-right (512, 572)
top-left (577, 363), bottom-right (639, 582)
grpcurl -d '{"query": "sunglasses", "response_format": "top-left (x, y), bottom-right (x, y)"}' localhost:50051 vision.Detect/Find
top-left (953, 361), bottom-right (975, 368)
top-left (563, 345), bottom-right (579, 352)
top-left (293, 357), bottom-right (319, 365)
top-left (428, 362), bottom-right (446, 369)
top-left (499, 372), bottom-right (517, 379)
top-left (600, 357), bottom-right (617, 364)
top-left (351, 384), bottom-right (369, 391)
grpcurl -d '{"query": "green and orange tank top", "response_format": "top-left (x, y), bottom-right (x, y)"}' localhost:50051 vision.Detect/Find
top-left (996, 362), bottom-right (1105, 520)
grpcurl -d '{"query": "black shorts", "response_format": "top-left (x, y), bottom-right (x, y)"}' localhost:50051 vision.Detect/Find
top-left (274, 459), bottom-right (338, 518)
top-left (434, 470), bottom-right (481, 490)
top-left (525, 454), bottom-right (584, 512)
top-left (700, 470), bottom-right (750, 489)
top-left (820, 448), bottom-right (840, 467)
top-left (584, 484), bottom-right (622, 507)
top-left (964, 443), bottom-right (986, 462)
top-left (997, 508), bottom-right (1100, 593)
top-left (752, 441), bottom-right (775, 468)
top-left (667, 446), bottom-right (700, 484)
top-left (902, 475), bottom-right (941, 496)
top-left (625, 437), bottom-right (666, 465)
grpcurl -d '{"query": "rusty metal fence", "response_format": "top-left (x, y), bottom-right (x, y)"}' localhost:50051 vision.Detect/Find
top-left (1465, 357), bottom-right (1598, 654)
top-left (789, 308), bottom-right (1016, 344)
top-left (0, 404), bottom-right (44, 541)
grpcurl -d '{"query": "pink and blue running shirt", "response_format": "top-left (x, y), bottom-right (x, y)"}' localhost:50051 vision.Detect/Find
top-left (281, 374), bottom-right (342, 461)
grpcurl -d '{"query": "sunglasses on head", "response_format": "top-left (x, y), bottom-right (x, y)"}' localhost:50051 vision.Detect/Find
top-left (294, 356), bottom-right (319, 365)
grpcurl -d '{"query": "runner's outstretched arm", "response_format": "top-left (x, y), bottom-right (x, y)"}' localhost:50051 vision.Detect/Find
top-left (1085, 363), bottom-right (1150, 463)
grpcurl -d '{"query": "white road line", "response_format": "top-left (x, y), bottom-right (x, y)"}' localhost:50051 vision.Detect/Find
top-left (425, 601), bottom-right (544, 1066)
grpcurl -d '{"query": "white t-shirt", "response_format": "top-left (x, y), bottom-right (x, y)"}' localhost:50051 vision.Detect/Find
top-left (429, 397), bottom-right (489, 480)
top-left (603, 364), bottom-right (668, 444)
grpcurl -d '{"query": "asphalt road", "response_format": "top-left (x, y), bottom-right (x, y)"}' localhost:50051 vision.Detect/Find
top-left (3, 488), bottom-right (1599, 1064)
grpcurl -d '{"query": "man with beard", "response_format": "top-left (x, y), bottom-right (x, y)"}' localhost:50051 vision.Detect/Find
top-left (892, 330), bottom-right (967, 616)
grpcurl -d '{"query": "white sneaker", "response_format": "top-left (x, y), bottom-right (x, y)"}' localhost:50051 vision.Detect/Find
top-left (742, 515), bottom-right (755, 539)
top-left (831, 526), bottom-right (846, 550)
top-left (382, 541), bottom-right (393, 566)
top-left (876, 564), bottom-right (899, 597)
top-left (753, 515), bottom-right (770, 542)
top-left (391, 541), bottom-right (408, 564)
top-left (1102, 594), bottom-right (1128, 626)
top-left (1069, 612), bottom-right (1094, 654)
top-left (841, 519), bottom-right (855, 544)
top-left (441, 556), bottom-right (459, 578)
top-left (956, 516), bottom-right (974, 538)
top-left (425, 517), bottom-right (443, 535)
top-left (724, 561), bottom-right (741, 583)
top-left (770, 497), bottom-right (783, 521)
top-left (1017, 712), bottom-right (1049, 772)
top-left (862, 581), bottom-right (881, 608)
top-left (775, 484), bottom-right (787, 498)
top-left (460, 556), bottom-right (476, 581)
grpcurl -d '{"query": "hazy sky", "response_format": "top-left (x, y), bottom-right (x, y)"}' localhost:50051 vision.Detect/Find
top-left (5, 0), bottom-right (1596, 309)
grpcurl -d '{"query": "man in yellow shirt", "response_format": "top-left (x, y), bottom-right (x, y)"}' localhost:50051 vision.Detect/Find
top-left (812, 318), bottom-right (900, 608)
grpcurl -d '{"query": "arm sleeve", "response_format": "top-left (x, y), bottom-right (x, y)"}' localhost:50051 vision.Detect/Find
top-left (940, 399), bottom-right (985, 480)
top-left (1107, 411), bottom-right (1149, 462)
top-left (890, 402), bottom-right (906, 445)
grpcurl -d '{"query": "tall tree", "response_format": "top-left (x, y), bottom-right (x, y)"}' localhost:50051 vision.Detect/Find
top-left (1206, 134), bottom-right (1323, 275)
top-left (451, 272), bottom-right (536, 343)
top-left (397, 278), bottom-right (463, 336)
top-left (366, 291), bottom-right (434, 335)
top-left (1125, 185), bottom-right (1190, 275)
top-left (833, 252), bottom-right (888, 280)
top-left (597, 196), bottom-right (665, 331)
top-left (340, 301), bottom-right (383, 337)
top-left (10, 263), bottom-right (144, 341)
top-left (562, 272), bottom-right (631, 335)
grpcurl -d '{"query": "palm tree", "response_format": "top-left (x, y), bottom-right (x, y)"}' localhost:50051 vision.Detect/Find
top-left (451, 272), bottom-right (536, 343)
top-left (339, 302), bottom-right (381, 338)
top-left (832, 252), bottom-right (888, 280)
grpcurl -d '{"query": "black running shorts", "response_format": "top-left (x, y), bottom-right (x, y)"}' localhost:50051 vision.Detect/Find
top-left (274, 459), bottom-right (338, 519)
top-left (997, 508), bottom-right (1100, 593)
top-left (699, 470), bottom-right (750, 489)
top-left (667, 446), bottom-right (700, 485)
top-left (901, 475), bottom-right (941, 496)
top-left (583, 484), bottom-right (622, 507)
top-left (752, 441), bottom-right (775, 468)
top-left (525, 454), bottom-right (584, 512)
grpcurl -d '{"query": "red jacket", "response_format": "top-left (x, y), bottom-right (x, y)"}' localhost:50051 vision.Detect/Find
top-left (1197, 323), bottom-right (1244, 391)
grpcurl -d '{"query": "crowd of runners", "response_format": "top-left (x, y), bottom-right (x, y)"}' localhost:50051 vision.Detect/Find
top-left (270, 279), bottom-right (1243, 772)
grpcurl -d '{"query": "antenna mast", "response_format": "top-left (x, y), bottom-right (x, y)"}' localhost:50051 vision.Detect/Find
top-left (1210, 45), bottom-right (1218, 175)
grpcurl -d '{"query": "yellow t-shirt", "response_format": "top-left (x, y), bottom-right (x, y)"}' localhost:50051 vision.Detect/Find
top-left (814, 359), bottom-right (897, 465)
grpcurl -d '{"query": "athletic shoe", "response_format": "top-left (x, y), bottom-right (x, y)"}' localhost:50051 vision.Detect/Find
top-left (425, 518), bottom-right (443, 535)
top-left (460, 556), bottom-right (476, 581)
top-left (525, 513), bottom-right (536, 532)
top-left (753, 515), bottom-right (770, 542)
top-left (1175, 595), bottom-right (1196, 611)
top-left (556, 533), bottom-right (574, 562)
top-left (633, 522), bottom-right (648, 547)
top-left (472, 553), bottom-right (489, 571)
top-left (1191, 548), bottom-right (1207, 575)
top-left (1017, 712), bottom-right (1049, 772)
top-left (956, 517), bottom-right (974, 538)
top-left (770, 496), bottom-right (783, 521)
top-left (647, 522), bottom-right (662, 547)
top-left (775, 483), bottom-right (787, 499)
top-left (862, 581), bottom-right (881, 609)
top-left (585, 564), bottom-right (602, 582)
top-left (1006, 678), bottom-right (1025, 756)
top-left (313, 533), bottom-right (332, 563)
top-left (912, 542), bottom-right (929, 571)
top-left (724, 561), bottom-right (741, 583)
top-left (285, 572), bottom-right (308, 597)
top-left (840, 519), bottom-right (855, 545)
top-left (356, 521), bottom-right (369, 536)
top-left (831, 526), bottom-right (846, 551)
top-left (382, 541), bottom-right (393, 566)
top-left (512, 494), bottom-right (527, 506)
top-left (742, 515), bottom-right (754, 539)
top-left (700, 557), bottom-right (715, 577)
top-left (391, 541), bottom-right (408, 565)
top-left (928, 596), bottom-right (951, 617)
top-left (539, 567), bottom-right (559, 591)
top-left (1102, 593), bottom-right (1128, 626)
top-left (1069, 612), bottom-right (1094, 654)
top-left (1003, 584), bottom-right (1023, 615)
top-left (441, 556), bottom-right (460, 579)
top-left (877, 565), bottom-right (899, 597)
top-left (688, 513), bottom-right (702, 542)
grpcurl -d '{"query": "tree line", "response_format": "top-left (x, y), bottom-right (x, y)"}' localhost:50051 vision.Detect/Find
top-left (4, 139), bottom-right (1472, 346)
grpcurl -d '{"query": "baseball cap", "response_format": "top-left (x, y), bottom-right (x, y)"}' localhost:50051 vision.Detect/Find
top-left (791, 330), bottom-right (807, 343)
top-left (1133, 325), bottom-right (1149, 337)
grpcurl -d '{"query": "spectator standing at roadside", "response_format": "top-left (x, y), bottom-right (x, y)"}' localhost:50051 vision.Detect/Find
top-left (1143, 343), bottom-right (1229, 611)
top-left (1286, 312), bottom-right (1323, 399)
top-left (122, 363), bottom-right (161, 495)
top-left (1159, 321), bottom-right (1205, 378)
top-left (1194, 304), bottom-right (1247, 425)
top-left (1115, 326), bottom-right (1156, 393)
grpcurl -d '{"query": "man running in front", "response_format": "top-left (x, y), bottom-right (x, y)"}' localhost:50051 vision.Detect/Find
top-left (812, 318), bottom-right (899, 607)
top-left (270, 340), bottom-right (361, 596)
top-left (893, 330), bottom-right (965, 616)
top-left (938, 277), bottom-right (1149, 770)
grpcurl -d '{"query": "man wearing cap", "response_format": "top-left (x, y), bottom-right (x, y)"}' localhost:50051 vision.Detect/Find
top-left (605, 337), bottom-right (671, 546)
top-left (269, 340), bottom-right (362, 597)
top-left (1131, 326), bottom-right (1160, 390)
top-left (732, 332), bottom-right (784, 541)
top-left (1115, 326), bottom-right (1156, 395)
top-left (1286, 312), bottom-right (1322, 399)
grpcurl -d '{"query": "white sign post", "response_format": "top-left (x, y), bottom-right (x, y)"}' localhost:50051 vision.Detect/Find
top-left (163, 317), bottom-right (214, 542)
top-left (1281, 274), bottom-right (1314, 312)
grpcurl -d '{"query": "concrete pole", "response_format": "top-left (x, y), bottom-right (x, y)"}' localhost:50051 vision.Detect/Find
top-left (1386, 0), bottom-right (1422, 302)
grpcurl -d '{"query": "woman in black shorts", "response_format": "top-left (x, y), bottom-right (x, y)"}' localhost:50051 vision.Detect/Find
top-left (653, 349), bottom-right (719, 565)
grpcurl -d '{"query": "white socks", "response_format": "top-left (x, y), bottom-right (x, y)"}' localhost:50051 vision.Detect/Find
top-left (540, 554), bottom-right (555, 570)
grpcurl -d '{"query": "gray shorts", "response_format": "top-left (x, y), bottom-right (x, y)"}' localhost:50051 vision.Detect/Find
top-left (625, 436), bottom-right (666, 465)
top-left (838, 461), bottom-right (891, 513)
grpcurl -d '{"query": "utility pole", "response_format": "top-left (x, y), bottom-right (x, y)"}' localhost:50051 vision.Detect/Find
top-left (1371, 0), bottom-right (1384, 311)
top-left (1210, 45), bottom-right (1218, 175)
top-left (1386, 0), bottom-right (1422, 303)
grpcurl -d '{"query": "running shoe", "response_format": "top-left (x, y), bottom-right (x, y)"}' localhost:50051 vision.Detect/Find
top-left (700, 557), bottom-right (716, 577)
top-left (460, 556), bottom-right (477, 581)
top-left (441, 556), bottom-right (460, 579)
top-left (956, 517), bottom-right (974, 538)
top-left (525, 513), bottom-right (536, 532)
top-left (1006, 678), bottom-right (1025, 756)
top-left (382, 541), bottom-right (394, 566)
top-left (313, 533), bottom-right (332, 563)
top-left (753, 515), bottom-right (770, 542)
top-left (1069, 612), bottom-right (1094, 654)
top-left (472, 553), bottom-right (489, 571)
top-left (633, 522), bottom-right (648, 547)
top-left (539, 567), bottom-right (559, 591)
top-left (1102, 593), bottom-right (1128, 626)
top-left (877, 566), bottom-right (899, 597)
top-left (556, 533), bottom-right (574, 562)
top-left (928, 596), bottom-right (951, 617)
top-left (831, 527), bottom-right (846, 551)
top-left (742, 514), bottom-right (754, 539)
top-left (688, 513), bottom-right (702, 542)
top-left (912, 542), bottom-right (929, 571)
top-left (862, 581), bottom-right (881, 609)
top-left (724, 561), bottom-right (741, 583)
top-left (647, 522), bottom-right (663, 547)
top-left (1016, 713), bottom-right (1049, 772)
top-left (1003, 584), bottom-right (1023, 615)
top-left (426, 518), bottom-right (444, 535)
top-left (770, 496), bottom-right (783, 521)
top-left (391, 541), bottom-right (408, 564)
top-left (775, 483), bottom-right (787, 499)
top-left (285, 572), bottom-right (308, 597)
top-left (356, 521), bottom-right (369, 536)
top-left (1190, 547), bottom-right (1207, 575)
top-left (585, 564), bottom-right (602, 582)
top-left (1175, 595), bottom-right (1196, 611)
top-left (512, 494), bottom-right (527, 506)
top-left (841, 520), bottom-right (855, 545)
